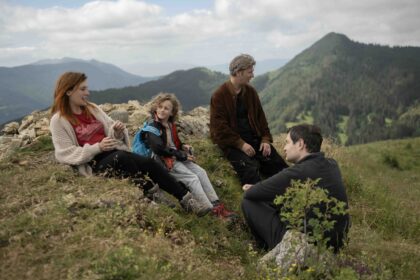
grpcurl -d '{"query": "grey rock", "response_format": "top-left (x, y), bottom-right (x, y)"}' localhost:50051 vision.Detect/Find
top-left (259, 230), bottom-right (316, 272)
top-left (2, 122), bottom-right (19, 135)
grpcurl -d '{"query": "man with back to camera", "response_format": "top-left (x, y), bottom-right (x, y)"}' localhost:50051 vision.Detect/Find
top-left (210, 54), bottom-right (288, 185)
top-left (242, 124), bottom-right (350, 253)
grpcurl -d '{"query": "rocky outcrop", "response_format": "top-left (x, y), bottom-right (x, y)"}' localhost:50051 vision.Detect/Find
top-left (0, 100), bottom-right (210, 160)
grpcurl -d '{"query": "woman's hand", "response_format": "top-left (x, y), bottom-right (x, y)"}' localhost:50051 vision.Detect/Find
top-left (99, 137), bottom-right (119, 151)
top-left (113, 121), bottom-right (126, 138)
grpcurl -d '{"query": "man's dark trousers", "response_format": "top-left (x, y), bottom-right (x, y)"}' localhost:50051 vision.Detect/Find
top-left (226, 144), bottom-right (288, 185)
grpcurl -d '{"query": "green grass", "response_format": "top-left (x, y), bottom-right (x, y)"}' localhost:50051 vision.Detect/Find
top-left (286, 111), bottom-right (314, 129)
top-left (338, 137), bottom-right (420, 279)
top-left (1, 136), bottom-right (419, 279)
top-left (0, 137), bottom-right (259, 280)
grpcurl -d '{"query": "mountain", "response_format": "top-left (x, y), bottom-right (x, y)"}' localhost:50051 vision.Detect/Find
top-left (121, 61), bottom-right (196, 77)
top-left (0, 58), bottom-right (152, 125)
top-left (258, 32), bottom-right (420, 145)
top-left (90, 67), bottom-right (228, 111)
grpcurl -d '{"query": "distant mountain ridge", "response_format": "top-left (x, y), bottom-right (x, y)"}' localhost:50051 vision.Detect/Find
top-left (121, 61), bottom-right (197, 77)
top-left (0, 58), bottom-right (152, 124)
top-left (120, 58), bottom-right (288, 77)
top-left (90, 67), bottom-right (228, 111)
top-left (31, 57), bottom-right (85, 65)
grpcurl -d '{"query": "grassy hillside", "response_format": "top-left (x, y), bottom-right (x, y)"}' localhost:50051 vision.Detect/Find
top-left (337, 137), bottom-right (420, 279)
top-left (0, 136), bottom-right (419, 279)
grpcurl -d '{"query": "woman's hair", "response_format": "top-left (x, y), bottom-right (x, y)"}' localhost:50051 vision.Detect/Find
top-left (50, 72), bottom-right (93, 124)
top-left (149, 93), bottom-right (181, 123)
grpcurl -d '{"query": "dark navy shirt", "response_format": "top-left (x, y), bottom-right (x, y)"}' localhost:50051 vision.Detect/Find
top-left (236, 92), bottom-right (259, 148)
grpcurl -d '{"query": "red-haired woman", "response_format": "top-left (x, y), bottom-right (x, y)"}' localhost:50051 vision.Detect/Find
top-left (49, 72), bottom-right (204, 214)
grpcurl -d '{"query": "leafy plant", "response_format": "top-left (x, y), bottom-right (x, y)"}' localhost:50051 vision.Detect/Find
top-left (274, 178), bottom-right (348, 250)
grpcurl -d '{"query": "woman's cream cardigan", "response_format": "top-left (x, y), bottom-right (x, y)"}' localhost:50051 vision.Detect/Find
top-left (49, 104), bottom-right (130, 176)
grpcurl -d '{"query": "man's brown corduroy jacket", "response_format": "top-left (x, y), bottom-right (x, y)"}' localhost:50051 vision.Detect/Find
top-left (210, 80), bottom-right (272, 154)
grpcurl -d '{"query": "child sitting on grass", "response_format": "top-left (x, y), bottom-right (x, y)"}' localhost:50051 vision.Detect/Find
top-left (140, 93), bottom-right (236, 219)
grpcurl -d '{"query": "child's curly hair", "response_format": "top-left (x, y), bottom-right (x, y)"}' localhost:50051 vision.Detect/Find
top-left (149, 92), bottom-right (181, 123)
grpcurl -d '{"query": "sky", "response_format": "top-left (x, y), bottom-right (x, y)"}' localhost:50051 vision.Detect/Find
top-left (1, 0), bottom-right (419, 70)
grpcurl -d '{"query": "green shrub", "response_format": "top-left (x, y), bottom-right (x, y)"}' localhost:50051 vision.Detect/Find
top-left (381, 153), bottom-right (401, 170)
top-left (274, 179), bottom-right (348, 249)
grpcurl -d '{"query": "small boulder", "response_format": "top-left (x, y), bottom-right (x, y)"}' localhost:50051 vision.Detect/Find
top-left (2, 122), bottom-right (19, 135)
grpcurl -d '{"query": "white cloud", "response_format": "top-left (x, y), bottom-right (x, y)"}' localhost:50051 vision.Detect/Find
top-left (6, 0), bottom-right (161, 32)
top-left (0, 0), bottom-right (419, 68)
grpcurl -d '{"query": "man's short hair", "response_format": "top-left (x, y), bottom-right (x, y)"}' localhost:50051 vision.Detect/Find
top-left (229, 54), bottom-right (256, 76)
top-left (287, 124), bottom-right (323, 153)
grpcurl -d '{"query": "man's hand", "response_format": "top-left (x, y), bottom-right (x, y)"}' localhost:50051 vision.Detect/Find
top-left (259, 142), bottom-right (271, 157)
top-left (242, 184), bottom-right (254, 191)
top-left (241, 143), bottom-right (256, 157)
